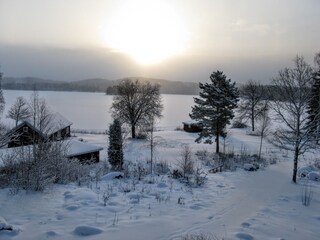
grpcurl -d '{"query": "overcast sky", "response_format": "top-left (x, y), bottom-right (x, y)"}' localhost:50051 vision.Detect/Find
top-left (0, 0), bottom-right (319, 84)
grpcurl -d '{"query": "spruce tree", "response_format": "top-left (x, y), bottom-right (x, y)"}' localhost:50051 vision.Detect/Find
top-left (108, 119), bottom-right (124, 170)
top-left (190, 71), bottom-right (239, 153)
top-left (306, 70), bottom-right (320, 140)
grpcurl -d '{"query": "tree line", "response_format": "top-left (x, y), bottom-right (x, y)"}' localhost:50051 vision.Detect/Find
top-left (108, 52), bottom-right (320, 184)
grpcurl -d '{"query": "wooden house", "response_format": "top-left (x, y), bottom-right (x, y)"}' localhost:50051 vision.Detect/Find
top-left (46, 112), bottom-right (72, 141)
top-left (182, 120), bottom-right (203, 133)
top-left (4, 112), bottom-right (72, 148)
top-left (5, 121), bottom-right (46, 148)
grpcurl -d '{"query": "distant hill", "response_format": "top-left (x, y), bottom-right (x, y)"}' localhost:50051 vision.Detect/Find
top-left (2, 77), bottom-right (199, 95)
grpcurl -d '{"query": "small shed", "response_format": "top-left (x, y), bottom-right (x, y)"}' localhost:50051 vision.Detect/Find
top-left (182, 120), bottom-right (202, 133)
top-left (64, 140), bottom-right (103, 163)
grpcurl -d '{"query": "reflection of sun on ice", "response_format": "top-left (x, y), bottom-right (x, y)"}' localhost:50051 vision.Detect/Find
top-left (101, 0), bottom-right (188, 65)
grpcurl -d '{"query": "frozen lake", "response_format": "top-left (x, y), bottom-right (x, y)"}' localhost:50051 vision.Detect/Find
top-left (2, 90), bottom-right (196, 130)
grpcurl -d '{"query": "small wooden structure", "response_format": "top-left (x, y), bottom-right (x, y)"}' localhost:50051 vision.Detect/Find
top-left (46, 112), bottom-right (72, 141)
top-left (65, 140), bottom-right (103, 163)
top-left (5, 121), bottom-right (46, 148)
top-left (4, 112), bottom-right (72, 148)
top-left (182, 120), bottom-right (202, 133)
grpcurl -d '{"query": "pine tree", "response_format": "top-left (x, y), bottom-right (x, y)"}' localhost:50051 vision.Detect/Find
top-left (190, 71), bottom-right (239, 154)
top-left (108, 119), bottom-right (124, 170)
top-left (306, 70), bottom-right (320, 141)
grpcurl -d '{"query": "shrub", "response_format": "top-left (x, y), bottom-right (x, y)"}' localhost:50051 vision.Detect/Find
top-left (176, 146), bottom-right (194, 179)
top-left (0, 141), bottom-right (90, 191)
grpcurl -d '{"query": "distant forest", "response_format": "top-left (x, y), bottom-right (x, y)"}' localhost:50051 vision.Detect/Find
top-left (2, 77), bottom-right (200, 95)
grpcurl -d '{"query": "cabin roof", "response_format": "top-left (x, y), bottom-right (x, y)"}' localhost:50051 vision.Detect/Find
top-left (31, 112), bottom-right (73, 135)
top-left (64, 139), bottom-right (103, 158)
top-left (182, 120), bottom-right (201, 125)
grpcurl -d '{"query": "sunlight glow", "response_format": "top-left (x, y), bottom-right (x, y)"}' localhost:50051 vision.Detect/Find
top-left (101, 0), bottom-right (189, 65)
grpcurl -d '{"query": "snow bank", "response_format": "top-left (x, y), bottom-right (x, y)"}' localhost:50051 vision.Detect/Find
top-left (307, 171), bottom-right (320, 181)
top-left (0, 216), bottom-right (12, 231)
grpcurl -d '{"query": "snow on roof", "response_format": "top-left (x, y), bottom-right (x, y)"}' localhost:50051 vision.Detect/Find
top-left (182, 120), bottom-right (201, 125)
top-left (44, 112), bottom-right (73, 135)
top-left (64, 139), bottom-right (103, 158)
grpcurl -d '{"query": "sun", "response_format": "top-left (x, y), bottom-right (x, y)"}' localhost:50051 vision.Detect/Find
top-left (101, 0), bottom-right (188, 65)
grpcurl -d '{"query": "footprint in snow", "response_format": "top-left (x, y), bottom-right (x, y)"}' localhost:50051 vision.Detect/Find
top-left (235, 232), bottom-right (254, 240)
top-left (73, 226), bottom-right (103, 236)
top-left (241, 222), bottom-right (251, 228)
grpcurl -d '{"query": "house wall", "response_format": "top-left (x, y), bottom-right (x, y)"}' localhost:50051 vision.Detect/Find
top-left (8, 125), bottom-right (44, 148)
top-left (49, 126), bottom-right (71, 141)
top-left (183, 124), bottom-right (202, 133)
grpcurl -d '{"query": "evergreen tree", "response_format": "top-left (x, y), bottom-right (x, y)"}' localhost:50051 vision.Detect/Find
top-left (190, 71), bottom-right (239, 153)
top-left (306, 70), bottom-right (320, 140)
top-left (0, 71), bottom-right (5, 117)
top-left (108, 119), bottom-right (124, 170)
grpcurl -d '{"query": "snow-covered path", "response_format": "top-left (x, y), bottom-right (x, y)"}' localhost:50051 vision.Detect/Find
top-left (102, 161), bottom-right (305, 240)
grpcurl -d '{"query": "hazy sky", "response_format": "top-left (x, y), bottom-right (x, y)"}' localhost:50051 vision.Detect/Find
top-left (0, 0), bottom-right (319, 84)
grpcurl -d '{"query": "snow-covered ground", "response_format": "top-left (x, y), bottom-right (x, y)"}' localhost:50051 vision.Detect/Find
top-left (1, 128), bottom-right (320, 240)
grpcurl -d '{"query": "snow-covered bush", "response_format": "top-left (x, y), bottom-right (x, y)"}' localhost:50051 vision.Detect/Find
top-left (0, 141), bottom-right (90, 191)
top-left (176, 146), bottom-right (194, 179)
top-left (154, 160), bottom-right (170, 175)
top-left (298, 166), bottom-right (317, 178)
top-left (0, 216), bottom-right (13, 231)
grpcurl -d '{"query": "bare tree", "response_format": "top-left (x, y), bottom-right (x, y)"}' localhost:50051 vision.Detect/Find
top-left (29, 91), bottom-right (52, 133)
top-left (6, 96), bottom-right (31, 126)
top-left (238, 80), bottom-right (265, 132)
top-left (176, 145), bottom-right (194, 178)
top-left (111, 79), bottom-right (163, 139)
top-left (257, 101), bottom-right (270, 160)
top-left (270, 55), bottom-right (314, 183)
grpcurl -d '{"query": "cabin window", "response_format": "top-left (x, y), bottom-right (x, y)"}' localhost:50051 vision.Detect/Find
top-left (66, 127), bottom-right (70, 134)
top-left (23, 127), bottom-right (28, 133)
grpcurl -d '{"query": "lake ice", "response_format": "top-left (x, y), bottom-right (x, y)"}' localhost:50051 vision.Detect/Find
top-left (2, 90), bottom-right (196, 130)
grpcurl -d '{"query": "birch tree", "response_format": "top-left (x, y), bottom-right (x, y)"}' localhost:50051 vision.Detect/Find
top-left (270, 56), bottom-right (314, 183)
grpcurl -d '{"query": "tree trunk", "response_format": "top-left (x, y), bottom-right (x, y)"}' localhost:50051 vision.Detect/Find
top-left (258, 132), bottom-right (263, 160)
top-left (216, 134), bottom-right (220, 154)
top-left (292, 144), bottom-right (299, 183)
top-left (251, 106), bottom-right (255, 132)
top-left (131, 124), bottom-right (136, 139)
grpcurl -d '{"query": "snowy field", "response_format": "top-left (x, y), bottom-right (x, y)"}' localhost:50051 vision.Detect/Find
top-left (1, 90), bottom-right (320, 239)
